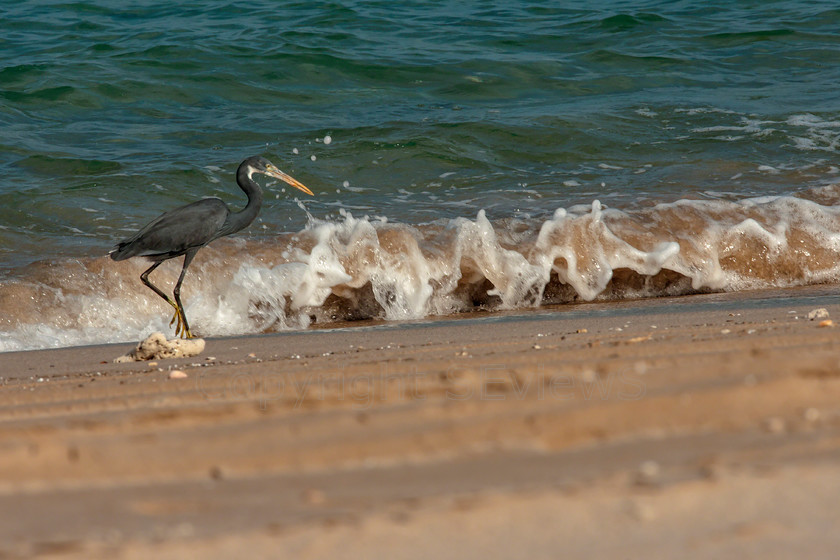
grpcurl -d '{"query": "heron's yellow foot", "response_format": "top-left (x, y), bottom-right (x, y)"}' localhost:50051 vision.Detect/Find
top-left (175, 310), bottom-right (193, 339)
top-left (163, 300), bottom-right (191, 339)
top-left (175, 311), bottom-right (187, 338)
top-left (168, 308), bottom-right (183, 333)
top-left (166, 300), bottom-right (179, 325)
top-left (166, 304), bottom-right (189, 338)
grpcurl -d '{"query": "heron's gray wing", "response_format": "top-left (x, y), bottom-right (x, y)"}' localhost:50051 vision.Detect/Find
top-left (111, 198), bottom-right (229, 260)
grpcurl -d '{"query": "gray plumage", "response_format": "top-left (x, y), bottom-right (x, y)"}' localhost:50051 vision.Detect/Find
top-left (111, 155), bottom-right (313, 338)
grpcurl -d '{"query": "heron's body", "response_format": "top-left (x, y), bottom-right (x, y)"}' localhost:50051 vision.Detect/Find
top-left (111, 156), bottom-right (312, 338)
top-left (111, 197), bottom-right (232, 261)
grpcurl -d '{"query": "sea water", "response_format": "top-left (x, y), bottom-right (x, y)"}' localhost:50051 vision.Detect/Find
top-left (2, 0), bottom-right (840, 350)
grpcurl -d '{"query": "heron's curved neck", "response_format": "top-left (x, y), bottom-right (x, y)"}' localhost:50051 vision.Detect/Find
top-left (222, 164), bottom-right (263, 235)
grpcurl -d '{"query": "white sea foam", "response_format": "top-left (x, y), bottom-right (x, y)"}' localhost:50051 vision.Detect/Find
top-left (4, 191), bottom-right (840, 352)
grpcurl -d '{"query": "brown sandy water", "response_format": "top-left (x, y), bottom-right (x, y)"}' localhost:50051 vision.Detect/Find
top-left (4, 186), bottom-right (840, 352)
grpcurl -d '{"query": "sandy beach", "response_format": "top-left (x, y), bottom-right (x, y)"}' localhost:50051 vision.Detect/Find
top-left (2, 285), bottom-right (840, 559)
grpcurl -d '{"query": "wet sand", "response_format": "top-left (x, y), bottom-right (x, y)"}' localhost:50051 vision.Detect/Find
top-left (2, 286), bottom-right (840, 559)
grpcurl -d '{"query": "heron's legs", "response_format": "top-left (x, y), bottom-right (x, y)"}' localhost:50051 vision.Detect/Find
top-left (140, 261), bottom-right (176, 307)
top-left (172, 251), bottom-right (197, 339)
top-left (140, 258), bottom-right (192, 339)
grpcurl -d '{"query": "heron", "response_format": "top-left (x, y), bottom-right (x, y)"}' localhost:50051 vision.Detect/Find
top-left (110, 155), bottom-right (313, 339)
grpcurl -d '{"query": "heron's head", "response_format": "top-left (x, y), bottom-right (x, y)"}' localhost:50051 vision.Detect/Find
top-left (245, 156), bottom-right (314, 196)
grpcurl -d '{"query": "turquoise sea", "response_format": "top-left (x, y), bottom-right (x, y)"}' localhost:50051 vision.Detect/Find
top-left (2, 1), bottom-right (840, 350)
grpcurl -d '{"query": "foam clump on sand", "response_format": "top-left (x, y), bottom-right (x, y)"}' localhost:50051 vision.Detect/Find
top-left (114, 332), bottom-right (205, 363)
top-left (808, 308), bottom-right (830, 320)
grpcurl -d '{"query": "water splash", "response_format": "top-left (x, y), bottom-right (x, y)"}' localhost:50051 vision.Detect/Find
top-left (3, 188), bottom-right (840, 351)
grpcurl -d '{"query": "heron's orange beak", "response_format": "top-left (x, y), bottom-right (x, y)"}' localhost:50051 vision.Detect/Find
top-left (265, 164), bottom-right (314, 196)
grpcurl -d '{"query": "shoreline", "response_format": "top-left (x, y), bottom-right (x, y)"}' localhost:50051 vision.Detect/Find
top-left (4, 281), bottom-right (839, 359)
top-left (2, 285), bottom-right (840, 558)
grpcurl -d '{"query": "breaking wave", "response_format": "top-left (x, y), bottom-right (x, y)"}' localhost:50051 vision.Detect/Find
top-left (3, 186), bottom-right (840, 351)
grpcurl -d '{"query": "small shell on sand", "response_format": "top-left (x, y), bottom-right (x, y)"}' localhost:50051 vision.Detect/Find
top-left (114, 332), bottom-right (205, 363)
top-left (818, 319), bottom-right (834, 328)
top-left (168, 370), bottom-right (188, 379)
